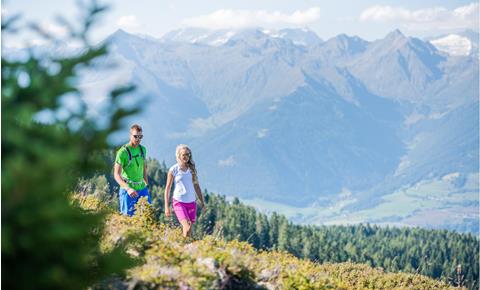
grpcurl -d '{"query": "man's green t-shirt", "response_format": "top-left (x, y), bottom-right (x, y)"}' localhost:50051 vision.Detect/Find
top-left (115, 144), bottom-right (147, 190)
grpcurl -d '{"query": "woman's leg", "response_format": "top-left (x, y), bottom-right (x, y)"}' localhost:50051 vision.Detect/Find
top-left (185, 202), bottom-right (196, 238)
top-left (173, 199), bottom-right (196, 238)
top-left (179, 219), bottom-right (191, 238)
top-left (187, 223), bottom-right (193, 237)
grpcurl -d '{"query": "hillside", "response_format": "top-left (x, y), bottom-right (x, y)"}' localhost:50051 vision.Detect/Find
top-left (76, 195), bottom-right (460, 290)
top-left (80, 157), bottom-right (478, 289)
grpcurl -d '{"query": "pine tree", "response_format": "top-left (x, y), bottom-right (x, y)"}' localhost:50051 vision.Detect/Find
top-left (255, 213), bottom-right (270, 249)
top-left (2, 2), bottom-right (139, 289)
top-left (277, 216), bottom-right (291, 252)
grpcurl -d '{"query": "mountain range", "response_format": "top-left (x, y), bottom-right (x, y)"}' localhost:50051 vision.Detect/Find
top-left (7, 27), bottom-right (478, 232)
top-left (110, 27), bottom-right (479, 233)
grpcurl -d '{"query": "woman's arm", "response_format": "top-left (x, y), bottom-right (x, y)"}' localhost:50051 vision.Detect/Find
top-left (164, 171), bottom-right (174, 216)
top-left (194, 183), bottom-right (205, 209)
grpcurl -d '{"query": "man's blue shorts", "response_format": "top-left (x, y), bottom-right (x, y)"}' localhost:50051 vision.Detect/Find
top-left (119, 187), bottom-right (151, 216)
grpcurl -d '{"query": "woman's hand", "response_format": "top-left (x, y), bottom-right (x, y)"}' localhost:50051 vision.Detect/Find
top-left (165, 207), bottom-right (171, 217)
top-left (201, 203), bottom-right (206, 213)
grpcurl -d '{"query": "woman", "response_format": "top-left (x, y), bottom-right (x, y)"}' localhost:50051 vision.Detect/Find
top-left (164, 144), bottom-right (206, 238)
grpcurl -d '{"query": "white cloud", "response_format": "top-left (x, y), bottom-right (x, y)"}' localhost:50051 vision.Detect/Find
top-left (31, 38), bottom-right (48, 46)
top-left (218, 156), bottom-right (237, 167)
top-left (183, 7), bottom-right (320, 30)
top-left (430, 34), bottom-right (472, 56)
top-left (3, 18), bottom-right (70, 48)
top-left (117, 15), bottom-right (142, 30)
top-left (453, 3), bottom-right (479, 18)
top-left (37, 21), bottom-right (69, 37)
top-left (359, 3), bottom-right (479, 31)
top-left (257, 128), bottom-right (269, 138)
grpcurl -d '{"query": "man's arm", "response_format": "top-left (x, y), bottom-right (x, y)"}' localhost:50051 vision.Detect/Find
top-left (114, 163), bottom-right (138, 198)
top-left (143, 163), bottom-right (148, 186)
top-left (114, 163), bottom-right (129, 188)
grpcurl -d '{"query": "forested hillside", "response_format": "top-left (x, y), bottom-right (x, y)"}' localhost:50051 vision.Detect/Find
top-left (80, 156), bottom-right (479, 289)
top-left (75, 195), bottom-right (460, 289)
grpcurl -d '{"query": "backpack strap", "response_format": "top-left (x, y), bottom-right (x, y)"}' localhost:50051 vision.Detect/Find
top-left (139, 145), bottom-right (145, 160)
top-left (123, 145), bottom-right (133, 167)
top-left (123, 145), bottom-right (145, 167)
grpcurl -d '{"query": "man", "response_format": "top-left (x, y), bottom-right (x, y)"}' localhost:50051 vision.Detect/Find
top-left (114, 124), bottom-right (151, 216)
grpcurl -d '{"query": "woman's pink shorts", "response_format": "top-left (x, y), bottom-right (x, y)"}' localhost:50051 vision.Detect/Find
top-left (172, 199), bottom-right (197, 223)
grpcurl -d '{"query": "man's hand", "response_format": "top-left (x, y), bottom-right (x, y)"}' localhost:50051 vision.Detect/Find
top-left (127, 188), bottom-right (138, 198)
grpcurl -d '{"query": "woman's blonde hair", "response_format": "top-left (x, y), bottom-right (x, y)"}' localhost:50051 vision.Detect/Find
top-left (175, 144), bottom-right (198, 184)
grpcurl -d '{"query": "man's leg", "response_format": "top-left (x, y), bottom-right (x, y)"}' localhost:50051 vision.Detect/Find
top-left (119, 188), bottom-right (130, 215)
top-left (137, 187), bottom-right (151, 203)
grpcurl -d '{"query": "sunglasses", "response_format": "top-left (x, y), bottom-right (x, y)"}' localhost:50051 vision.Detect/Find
top-left (132, 135), bottom-right (143, 139)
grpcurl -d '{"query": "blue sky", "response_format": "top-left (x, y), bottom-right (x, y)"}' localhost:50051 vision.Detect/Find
top-left (2, 0), bottom-right (478, 47)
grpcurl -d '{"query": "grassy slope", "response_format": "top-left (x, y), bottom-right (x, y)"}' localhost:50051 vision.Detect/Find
top-left (242, 173), bottom-right (479, 231)
top-left (77, 195), bottom-right (458, 290)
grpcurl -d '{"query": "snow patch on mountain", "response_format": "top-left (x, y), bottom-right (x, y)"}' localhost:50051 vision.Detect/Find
top-left (257, 128), bottom-right (269, 138)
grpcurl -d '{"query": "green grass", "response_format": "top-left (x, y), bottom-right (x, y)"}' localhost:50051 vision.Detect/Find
top-left (242, 173), bottom-right (478, 229)
top-left (75, 195), bottom-right (460, 290)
